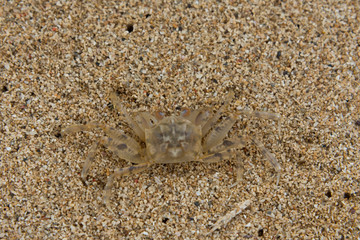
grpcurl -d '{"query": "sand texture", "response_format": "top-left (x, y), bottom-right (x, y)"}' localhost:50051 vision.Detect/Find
top-left (1, 1), bottom-right (359, 239)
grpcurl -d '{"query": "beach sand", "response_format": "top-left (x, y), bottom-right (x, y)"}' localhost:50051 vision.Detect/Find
top-left (1, 1), bottom-right (359, 239)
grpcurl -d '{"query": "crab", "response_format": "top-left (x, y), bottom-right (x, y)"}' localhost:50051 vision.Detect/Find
top-left (62, 91), bottom-right (281, 206)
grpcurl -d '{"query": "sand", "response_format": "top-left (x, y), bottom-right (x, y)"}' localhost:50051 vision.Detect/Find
top-left (1, 0), bottom-right (359, 239)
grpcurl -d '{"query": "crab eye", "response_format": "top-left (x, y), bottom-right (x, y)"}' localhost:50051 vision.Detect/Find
top-left (180, 108), bottom-right (191, 117)
top-left (155, 111), bottom-right (165, 120)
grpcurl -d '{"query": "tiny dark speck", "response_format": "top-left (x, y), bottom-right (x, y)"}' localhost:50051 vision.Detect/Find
top-left (194, 201), bottom-right (200, 207)
top-left (355, 119), bottom-right (360, 126)
top-left (344, 192), bottom-right (351, 199)
top-left (126, 24), bottom-right (134, 33)
top-left (325, 190), bottom-right (332, 198)
top-left (276, 51), bottom-right (281, 59)
top-left (117, 144), bottom-right (127, 150)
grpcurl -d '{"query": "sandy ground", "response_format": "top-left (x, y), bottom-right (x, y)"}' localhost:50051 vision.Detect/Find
top-left (1, 1), bottom-right (359, 239)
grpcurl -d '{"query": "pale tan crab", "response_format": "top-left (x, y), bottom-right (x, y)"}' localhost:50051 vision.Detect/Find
top-left (62, 91), bottom-right (281, 206)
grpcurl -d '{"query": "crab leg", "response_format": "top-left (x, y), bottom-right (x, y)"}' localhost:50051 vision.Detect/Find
top-left (206, 135), bottom-right (248, 154)
top-left (203, 135), bottom-right (281, 184)
top-left (62, 122), bottom-right (142, 155)
top-left (81, 141), bottom-right (99, 181)
top-left (62, 123), bottom-right (144, 179)
top-left (202, 90), bottom-right (234, 135)
top-left (181, 108), bottom-right (210, 126)
top-left (110, 92), bottom-right (146, 141)
top-left (62, 123), bottom-right (104, 181)
top-left (237, 109), bottom-right (282, 136)
top-left (250, 137), bottom-right (281, 184)
top-left (104, 163), bottom-right (151, 206)
top-left (100, 125), bottom-right (144, 161)
top-left (136, 112), bottom-right (159, 129)
top-left (61, 122), bottom-right (103, 135)
top-left (202, 141), bottom-right (245, 183)
top-left (203, 116), bottom-right (237, 152)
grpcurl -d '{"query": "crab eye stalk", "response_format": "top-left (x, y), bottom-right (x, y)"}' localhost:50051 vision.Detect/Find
top-left (155, 111), bottom-right (165, 120)
top-left (180, 108), bottom-right (191, 117)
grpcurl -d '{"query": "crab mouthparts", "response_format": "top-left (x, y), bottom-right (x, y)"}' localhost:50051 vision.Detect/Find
top-left (168, 147), bottom-right (183, 158)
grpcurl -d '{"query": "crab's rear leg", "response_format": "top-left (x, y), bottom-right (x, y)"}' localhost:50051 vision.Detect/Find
top-left (104, 163), bottom-right (151, 207)
top-left (237, 109), bottom-right (281, 121)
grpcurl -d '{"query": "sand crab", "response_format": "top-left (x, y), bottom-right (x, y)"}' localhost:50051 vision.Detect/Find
top-left (62, 91), bottom-right (281, 206)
